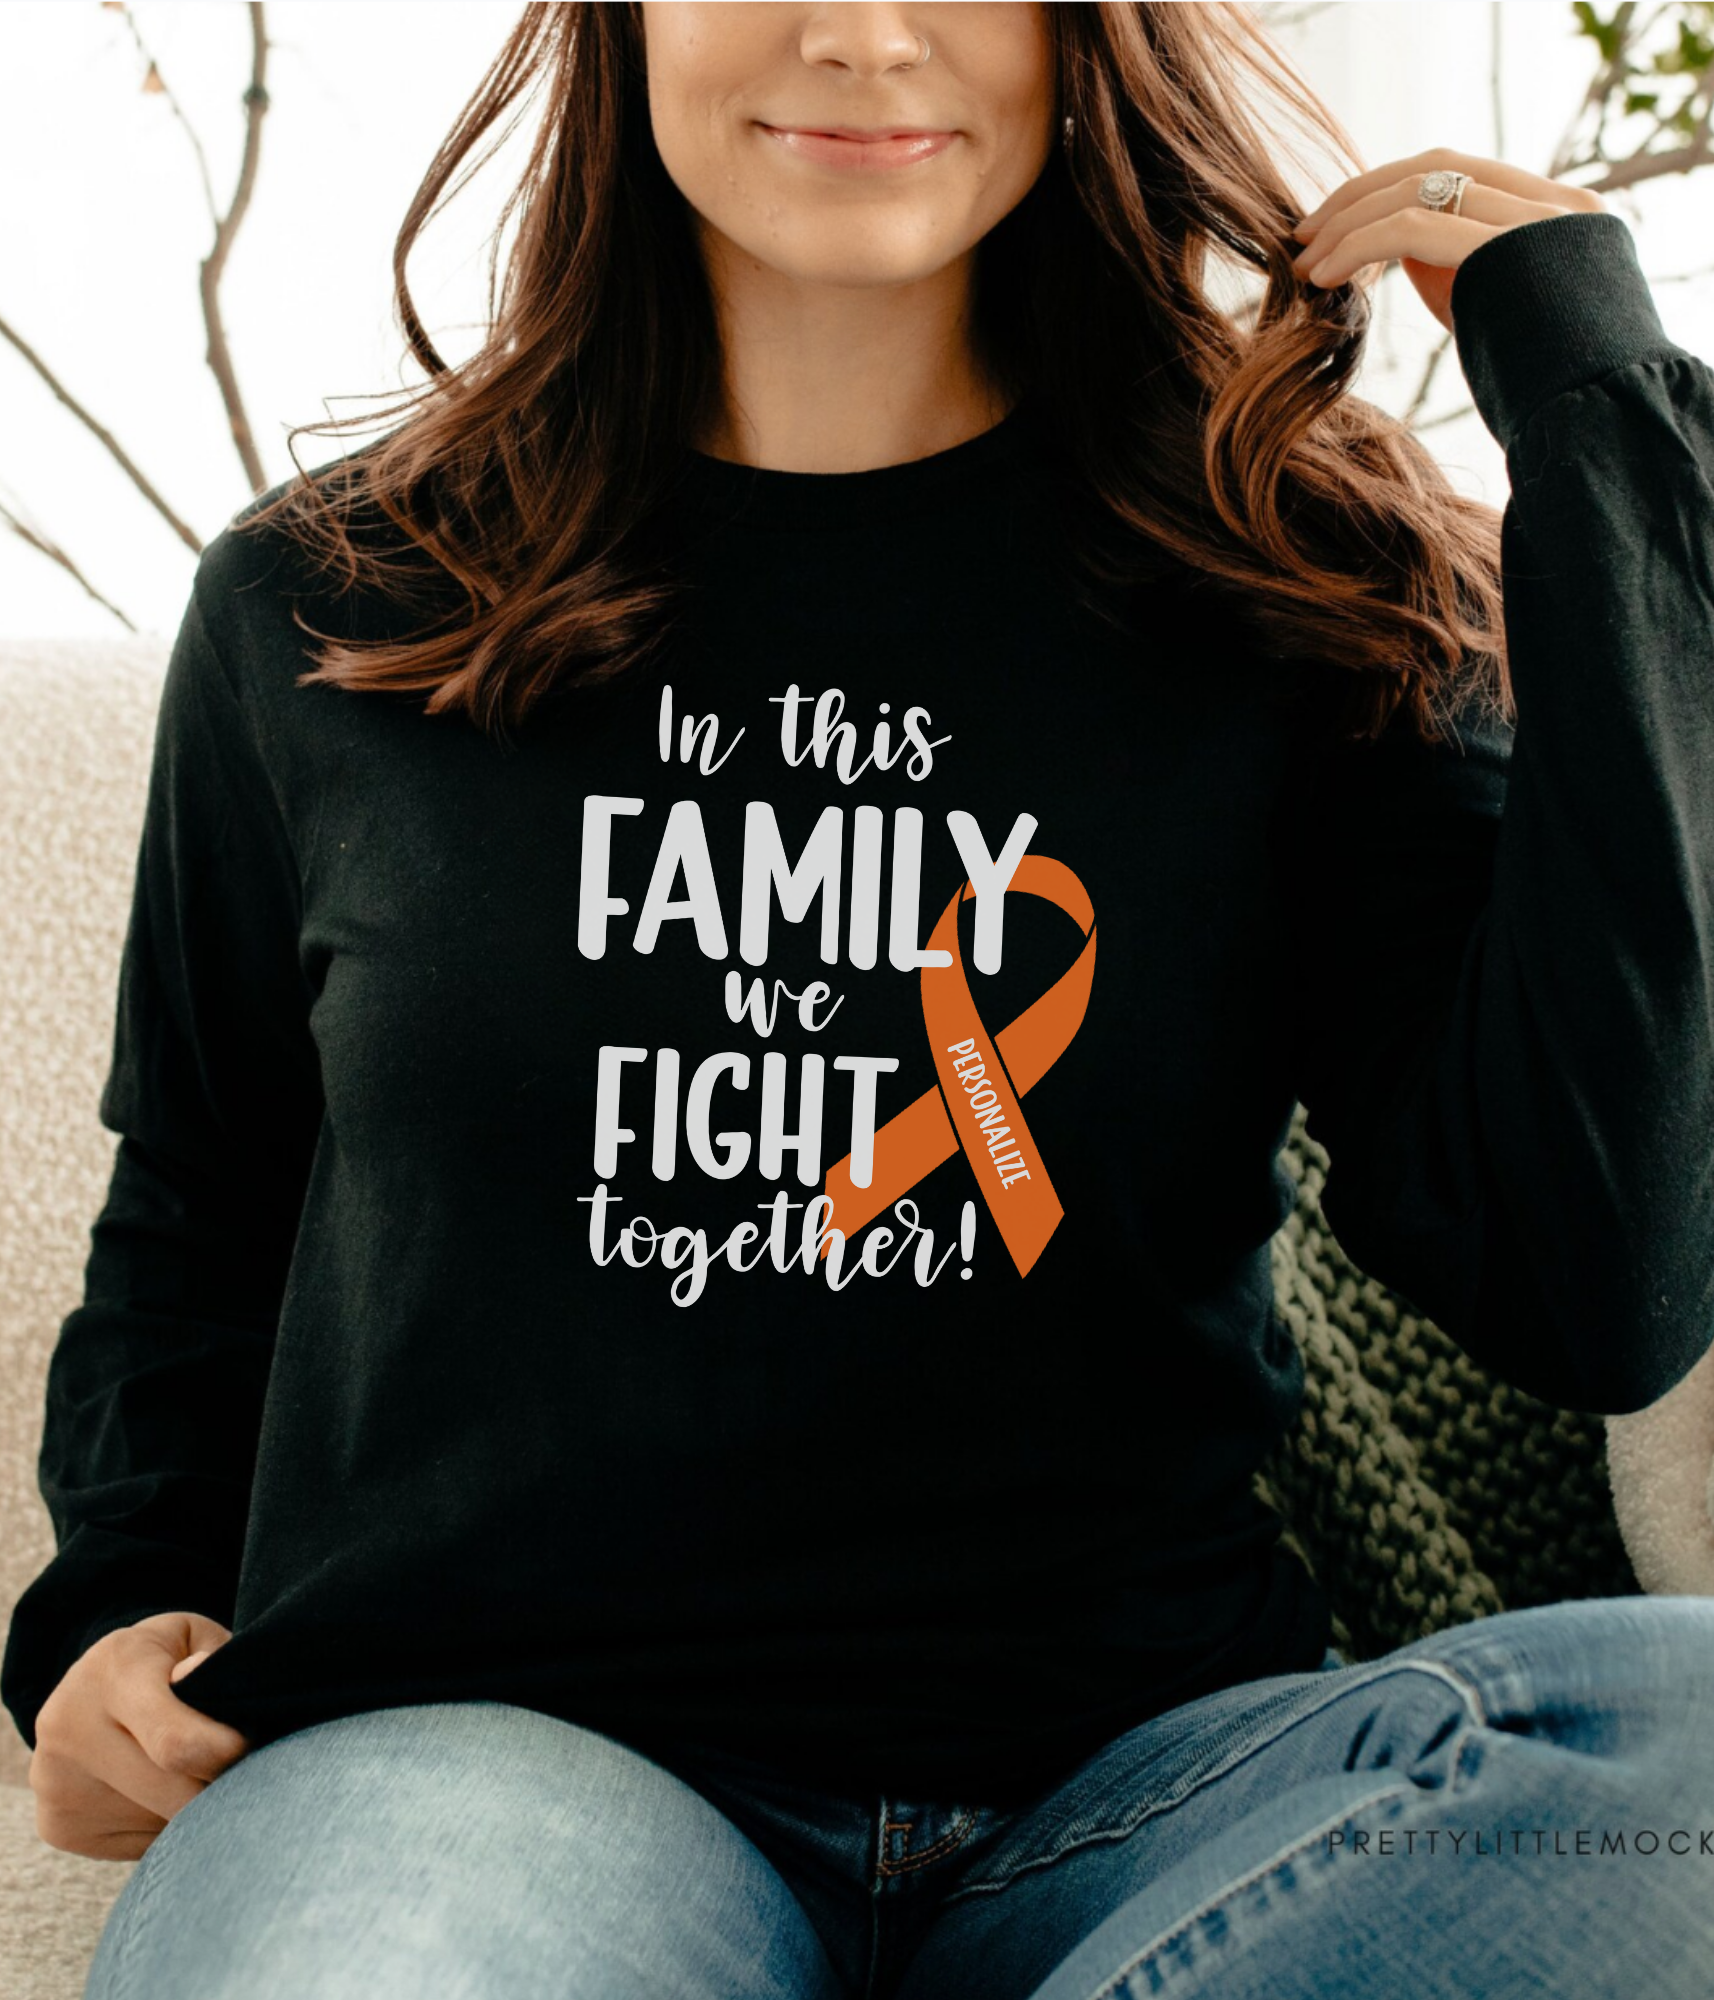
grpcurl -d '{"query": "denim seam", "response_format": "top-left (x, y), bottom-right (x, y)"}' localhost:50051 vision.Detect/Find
top-left (878, 1806), bottom-right (979, 1876)
top-left (942, 1656), bottom-right (1490, 1906)
top-left (863, 1805), bottom-right (885, 2000)
top-left (1073, 1779), bottom-right (1421, 2000)
top-left (102, 1825), bottom-right (173, 2000)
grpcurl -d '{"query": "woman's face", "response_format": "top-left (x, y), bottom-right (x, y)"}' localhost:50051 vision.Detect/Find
top-left (638, 3), bottom-right (1055, 290)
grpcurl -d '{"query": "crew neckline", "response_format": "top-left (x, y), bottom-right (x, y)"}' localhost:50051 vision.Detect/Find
top-left (674, 393), bottom-right (1040, 531)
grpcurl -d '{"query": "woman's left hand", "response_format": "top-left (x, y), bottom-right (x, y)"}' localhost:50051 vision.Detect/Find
top-left (1289, 149), bottom-right (1607, 333)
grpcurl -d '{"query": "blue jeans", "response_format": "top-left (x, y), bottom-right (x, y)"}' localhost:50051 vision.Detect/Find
top-left (84, 1594), bottom-right (1714, 1999)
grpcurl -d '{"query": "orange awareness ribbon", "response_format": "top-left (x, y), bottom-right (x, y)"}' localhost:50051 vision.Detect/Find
top-left (820, 854), bottom-right (1096, 1277)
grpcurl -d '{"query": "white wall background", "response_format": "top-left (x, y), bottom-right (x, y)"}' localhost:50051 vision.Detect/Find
top-left (2, 0), bottom-right (1710, 641)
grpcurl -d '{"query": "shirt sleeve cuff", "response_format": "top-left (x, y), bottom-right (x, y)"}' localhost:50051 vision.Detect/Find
top-left (1449, 208), bottom-right (1683, 453)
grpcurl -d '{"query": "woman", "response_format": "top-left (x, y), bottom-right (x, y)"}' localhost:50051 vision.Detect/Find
top-left (7, 3), bottom-right (1714, 1995)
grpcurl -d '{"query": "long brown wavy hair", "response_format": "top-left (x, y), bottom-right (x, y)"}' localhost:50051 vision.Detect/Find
top-left (237, 0), bottom-right (1511, 750)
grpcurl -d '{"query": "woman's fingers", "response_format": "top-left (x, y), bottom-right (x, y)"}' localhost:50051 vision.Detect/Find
top-left (106, 1629), bottom-right (252, 1777)
top-left (1300, 206), bottom-right (1502, 285)
top-left (1295, 147), bottom-right (1604, 234)
top-left (1295, 174), bottom-right (1565, 258)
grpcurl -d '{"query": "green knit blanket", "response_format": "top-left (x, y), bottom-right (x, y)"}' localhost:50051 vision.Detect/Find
top-left (1257, 1104), bottom-right (1640, 1662)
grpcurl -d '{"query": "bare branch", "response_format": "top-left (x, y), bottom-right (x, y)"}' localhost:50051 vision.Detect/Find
top-left (3, 0), bottom-right (275, 604)
top-left (1251, 3), bottom-right (1344, 29)
top-left (115, 1), bottom-right (220, 230)
top-left (1585, 130), bottom-right (1714, 190)
top-left (1410, 400), bottom-right (1480, 435)
top-left (200, 2), bottom-right (271, 494)
top-left (1490, 0), bottom-right (1506, 159)
top-left (1548, 0), bottom-right (1640, 177)
top-left (1403, 330), bottom-right (1456, 428)
top-left (0, 495), bottom-right (137, 630)
top-left (1550, 0), bottom-right (1714, 182)
top-left (0, 312), bottom-right (202, 552)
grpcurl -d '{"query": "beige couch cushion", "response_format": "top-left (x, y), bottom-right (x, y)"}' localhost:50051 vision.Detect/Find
top-left (0, 1785), bottom-right (131, 2000)
top-left (1, 638), bottom-right (166, 1992)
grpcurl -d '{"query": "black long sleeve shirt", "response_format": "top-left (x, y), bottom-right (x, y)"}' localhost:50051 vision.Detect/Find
top-left (5, 210), bottom-right (1712, 1802)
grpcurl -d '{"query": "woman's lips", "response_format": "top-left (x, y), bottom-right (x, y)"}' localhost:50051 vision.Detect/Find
top-left (758, 125), bottom-right (957, 171)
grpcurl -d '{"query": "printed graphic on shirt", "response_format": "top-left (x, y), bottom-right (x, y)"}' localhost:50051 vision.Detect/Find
top-left (575, 683), bottom-right (1097, 1306)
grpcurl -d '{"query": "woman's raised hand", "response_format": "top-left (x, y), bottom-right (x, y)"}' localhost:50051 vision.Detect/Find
top-left (1288, 146), bottom-right (1608, 331)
